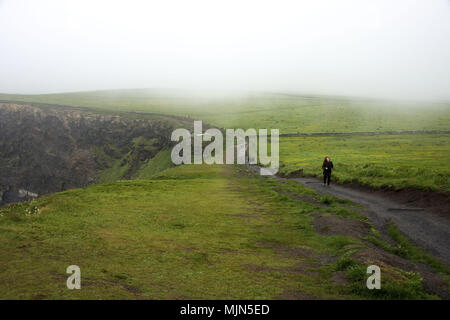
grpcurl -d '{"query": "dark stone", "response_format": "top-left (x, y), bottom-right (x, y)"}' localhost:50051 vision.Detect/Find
top-left (0, 102), bottom-right (177, 202)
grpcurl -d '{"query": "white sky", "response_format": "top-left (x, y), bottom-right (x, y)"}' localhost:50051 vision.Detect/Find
top-left (0, 0), bottom-right (449, 100)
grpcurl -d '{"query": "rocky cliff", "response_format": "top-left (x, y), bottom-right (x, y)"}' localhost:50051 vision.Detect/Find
top-left (0, 102), bottom-right (177, 205)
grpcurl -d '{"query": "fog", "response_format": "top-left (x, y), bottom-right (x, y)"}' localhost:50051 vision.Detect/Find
top-left (0, 0), bottom-right (449, 100)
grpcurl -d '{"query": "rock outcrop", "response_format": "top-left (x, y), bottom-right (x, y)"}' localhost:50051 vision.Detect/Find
top-left (0, 102), bottom-right (175, 204)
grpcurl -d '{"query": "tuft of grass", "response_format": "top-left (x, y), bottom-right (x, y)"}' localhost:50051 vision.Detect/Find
top-left (320, 195), bottom-right (334, 205)
top-left (386, 223), bottom-right (450, 274)
top-left (364, 223), bottom-right (449, 275)
top-left (335, 256), bottom-right (436, 300)
top-left (335, 256), bottom-right (359, 271)
top-left (327, 206), bottom-right (367, 222)
top-left (134, 149), bottom-right (175, 179)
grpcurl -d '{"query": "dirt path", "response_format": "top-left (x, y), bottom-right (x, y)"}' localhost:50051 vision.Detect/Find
top-left (248, 165), bottom-right (450, 266)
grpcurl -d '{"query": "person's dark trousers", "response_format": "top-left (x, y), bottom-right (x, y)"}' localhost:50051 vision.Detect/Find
top-left (323, 172), bottom-right (331, 185)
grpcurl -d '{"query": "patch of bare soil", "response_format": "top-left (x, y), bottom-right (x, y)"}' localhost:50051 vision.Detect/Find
top-left (82, 277), bottom-right (143, 297)
top-left (341, 183), bottom-right (450, 217)
top-left (243, 245), bottom-right (319, 278)
top-left (254, 241), bottom-right (337, 270)
top-left (381, 188), bottom-right (450, 217)
top-left (274, 187), bottom-right (325, 208)
top-left (255, 241), bottom-right (314, 259)
top-left (228, 213), bottom-right (259, 219)
top-left (353, 246), bottom-right (450, 299)
top-left (277, 290), bottom-right (320, 300)
top-left (311, 214), bottom-right (371, 239)
top-left (249, 242), bottom-right (333, 300)
top-left (331, 271), bottom-right (349, 286)
top-left (279, 169), bottom-right (304, 178)
top-left (243, 264), bottom-right (279, 273)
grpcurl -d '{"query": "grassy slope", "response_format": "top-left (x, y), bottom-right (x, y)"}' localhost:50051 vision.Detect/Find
top-left (278, 134), bottom-right (450, 192)
top-left (95, 137), bottom-right (174, 184)
top-left (1, 90), bottom-right (449, 133)
top-left (0, 164), bottom-right (443, 299)
top-left (133, 149), bottom-right (175, 180)
top-left (1, 90), bottom-right (449, 299)
top-left (2, 89), bottom-right (449, 191)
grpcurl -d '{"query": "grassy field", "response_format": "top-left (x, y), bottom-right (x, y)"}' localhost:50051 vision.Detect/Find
top-left (1, 89), bottom-right (449, 299)
top-left (277, 134), bottom-right (450, 192)
top-left (2, 89), bottom-right (449, 192)
top-left (1, 164), bottom-right (445, 299)
top-left (1, 89), bottom-right (450, 134)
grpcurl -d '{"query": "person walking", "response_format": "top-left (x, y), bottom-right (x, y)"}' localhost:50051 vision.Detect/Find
top-left (322, 156), bottom-right (334, 186)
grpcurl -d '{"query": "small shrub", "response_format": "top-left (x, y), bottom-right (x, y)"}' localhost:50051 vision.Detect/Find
top-left (320, 195), bottom-right (334, 205)
top-left (335, 256), bottom-right (358, 271)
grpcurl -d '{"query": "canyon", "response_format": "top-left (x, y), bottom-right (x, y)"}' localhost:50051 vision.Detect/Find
top-left (0, 102), bottom-right (181, 205)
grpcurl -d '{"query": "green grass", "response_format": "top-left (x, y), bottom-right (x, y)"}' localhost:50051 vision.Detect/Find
top-left (364, 222), bottom-right (450, 275)
top-left (278, 134), bottom-right (450, 192)
top-left (334, 255), bottom-right (434, 299)
top-left (385, 223), bottom-right (450, 274)
top-left (133, 149), bottom-right (175, 179)
top-left (1, 90), bottom-right (449, 133)
top-left (1, 89), bottom-right (449, 299)
top-left (96, 141), bottom-right (169, 183)
top-left (1, 164), bottom-right (442, 299)
top-left (3, 89), bottom-right (449, 193)
top-left (0, 165), bottom-right (319, 299)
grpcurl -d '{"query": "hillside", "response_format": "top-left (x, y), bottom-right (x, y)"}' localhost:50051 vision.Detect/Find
top-left (0, 102), bottom-right (183, 205)
top-left (0, 91), bottom-right (449, 300)
top-left (1, 164), bottom-right (448, 299)
top-left (1, 90), bottom-right (450, 134)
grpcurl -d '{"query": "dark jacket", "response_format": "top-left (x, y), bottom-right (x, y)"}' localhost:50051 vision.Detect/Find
top-left (322, 161), bottom-right (333, 174)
